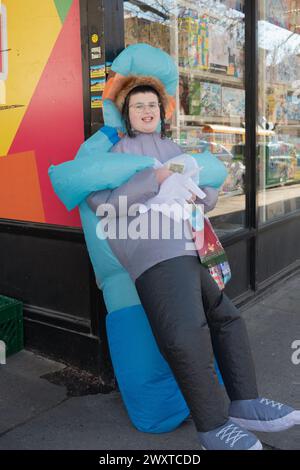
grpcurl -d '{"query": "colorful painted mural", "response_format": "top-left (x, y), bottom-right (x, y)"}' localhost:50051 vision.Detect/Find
top-left (0, 0), bottom-right (84, 226)
top-left (0, 1), bottom-right (8, 104)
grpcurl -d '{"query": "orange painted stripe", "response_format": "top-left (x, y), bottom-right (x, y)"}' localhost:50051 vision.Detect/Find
top-left (0, 151), bottom-right (45, 222)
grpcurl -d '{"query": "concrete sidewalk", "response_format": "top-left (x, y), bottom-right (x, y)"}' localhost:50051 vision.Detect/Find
top-left (0, 274), bottom-right (299, 450)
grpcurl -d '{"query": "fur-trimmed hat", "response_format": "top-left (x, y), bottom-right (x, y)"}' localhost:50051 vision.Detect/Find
top-left (114, 75), bottom-right (169, 113)
top-left (102, 44), bottom-right (178, 121)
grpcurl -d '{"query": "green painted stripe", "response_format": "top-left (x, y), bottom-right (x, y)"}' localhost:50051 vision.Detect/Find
top-left (54, 0), bottom-right (73, 23)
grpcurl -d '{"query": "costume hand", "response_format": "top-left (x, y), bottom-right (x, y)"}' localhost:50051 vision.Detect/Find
top-left (181, 174), bottom-right (207, 202)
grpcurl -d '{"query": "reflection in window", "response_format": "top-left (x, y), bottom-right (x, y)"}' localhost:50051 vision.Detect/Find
top-left (258, 1), bottom-right (300, 223)
top-left (124, 1), bottom-right (246, 235)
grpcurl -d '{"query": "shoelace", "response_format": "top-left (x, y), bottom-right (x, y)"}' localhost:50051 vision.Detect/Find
top-left (216, 423), bottom-right (248, 448)
top-left (260, 398), bottom-right (284, 410)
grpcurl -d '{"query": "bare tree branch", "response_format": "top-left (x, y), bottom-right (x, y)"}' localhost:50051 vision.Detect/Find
top-left (124, 0), bottom-right (169, 20)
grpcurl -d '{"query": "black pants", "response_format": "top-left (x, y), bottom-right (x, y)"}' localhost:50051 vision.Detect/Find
top-left (135, 256), bottom-right (258, 432)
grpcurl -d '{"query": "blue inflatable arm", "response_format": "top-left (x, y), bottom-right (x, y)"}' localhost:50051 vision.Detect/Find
top-left (49, 152), bottom-right (154, 211)
top-left (48, 126), bottom-right (154, 211)
top-left (48, 125), bottom-right (228, 211)
top-left (111, 43), bottom-right (178, 96)
top-left (192, 151), bottom-right (228, 189)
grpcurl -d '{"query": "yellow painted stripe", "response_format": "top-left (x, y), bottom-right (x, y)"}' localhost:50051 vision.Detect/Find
top-left (0, 0), bottom-right (61, 155)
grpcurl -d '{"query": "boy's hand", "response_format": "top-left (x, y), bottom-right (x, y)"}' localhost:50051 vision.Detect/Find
top-left (187, 193), bottom-right (197, 204)
top-left (154, 167), bottom-right (173, 185)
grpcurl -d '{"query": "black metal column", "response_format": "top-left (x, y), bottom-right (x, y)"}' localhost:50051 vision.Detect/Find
top-left (245, 0), bottom-right (258, 291)
top-left (103, 0), bottom-right (125, 64)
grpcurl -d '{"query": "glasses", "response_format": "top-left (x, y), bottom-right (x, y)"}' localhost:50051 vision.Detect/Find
top-left (129, 102), bottom-right (160, 113)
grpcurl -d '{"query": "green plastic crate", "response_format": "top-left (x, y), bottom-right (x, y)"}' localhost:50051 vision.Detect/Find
top-left (0, 295), bottom-right (24, 356)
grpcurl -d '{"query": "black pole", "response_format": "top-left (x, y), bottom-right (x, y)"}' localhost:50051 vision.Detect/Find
top-left (245, 0), bottom-right (258, 291)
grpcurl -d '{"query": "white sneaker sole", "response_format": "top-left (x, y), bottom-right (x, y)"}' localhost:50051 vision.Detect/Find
top-left (201, 440), bottom-right (263, 451)
top-left (229, 410), bottom-right (300, 432)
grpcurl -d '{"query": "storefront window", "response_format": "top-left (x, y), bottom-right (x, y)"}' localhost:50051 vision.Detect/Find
top-left (258, 1), bottom-right (300, 223)
top-left (124, 0), bottom-right (246, 236)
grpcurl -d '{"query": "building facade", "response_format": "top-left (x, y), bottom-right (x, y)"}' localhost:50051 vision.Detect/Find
top-left (0, 0), bottom-right (299, 379)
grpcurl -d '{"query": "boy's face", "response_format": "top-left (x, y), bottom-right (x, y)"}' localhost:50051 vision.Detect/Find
top-left (128, 92), bottom-right (161, 134)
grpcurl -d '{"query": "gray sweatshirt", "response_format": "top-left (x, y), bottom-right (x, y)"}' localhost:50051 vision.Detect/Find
top-left (87, 132), bottom-right (218, 282)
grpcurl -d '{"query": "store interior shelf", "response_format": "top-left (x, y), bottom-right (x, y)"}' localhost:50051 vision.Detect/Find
top-left (178, 67), bottom-right (244, 88)
top-left (179, 115), bottom-right (243, 125)
top-left (277, 123), bottom-right (300, 129)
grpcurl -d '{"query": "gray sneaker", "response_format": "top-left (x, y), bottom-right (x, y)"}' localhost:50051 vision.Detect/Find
top-left (229, 398), bottom-right (300, 432)
top-left (198, 419), bottom-right (262, 450)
